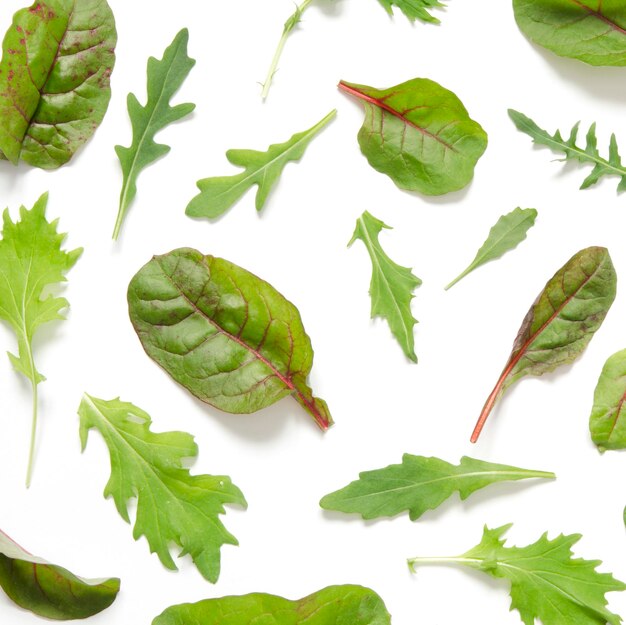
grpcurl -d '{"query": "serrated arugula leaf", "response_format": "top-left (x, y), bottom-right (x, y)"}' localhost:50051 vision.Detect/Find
top-left (320, 455), bottom-right (554, 521)
top-left (509, 109), bottom-right (626, 193)
top-left (114, 29), bottom-right (195, 240)
top-left (409, 525), bottom-right (626, 625)
top-left (445, 208), bottom-right (537, 290)
top-left (186, 110), bottom-right (335, 220)
top-left (376, 0), bottom-right (446, 23)
top-left (0, 193), bottom-right (82, 486)
top-left (349, 211), bottom-right (421, 362)
top-left (78, 394), bottom-right (246, 583)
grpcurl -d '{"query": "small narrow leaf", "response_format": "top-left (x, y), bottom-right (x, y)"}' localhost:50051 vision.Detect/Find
top-left (186, 109), bottom-right (336, 220)
top-left (320, 455), bottom-right (554, 521)
top-left (445, 207), bottom-right (537, 290)
top-left (349, 211), bottom-right (421, 362)
top-left (79, 394), bottom-right (247, 583)
top-left (114, 29), bottom-right (196, 240)
top-left (376, 0), bottom-right (446, 23)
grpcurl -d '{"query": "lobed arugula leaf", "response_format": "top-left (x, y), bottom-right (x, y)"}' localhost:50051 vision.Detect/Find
top-left (376, 0), bottom-right (446, 23)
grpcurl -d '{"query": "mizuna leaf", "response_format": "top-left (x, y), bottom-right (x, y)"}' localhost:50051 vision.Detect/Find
top-left (0, 193), bottom-right (82, 486)
top-left (513, 0), bottom-right (626, 66)
top-left (113, 29), bottom-right (196, 240)
top-left (152, 585), bottom-right (392, 625)
top-left (445, 207), bottom-right (538, 290)
top-left (78, 394), bottom-right (246, 583)
top-left (0, 0), bottom-right (117, 169)
top-left (409, 525), bottom-right (626, 625)
top-left (471, 246), bottom-right (617, 443)
top-left (0, 528), bottom-right (119, 620)
top-left (376, 0), bottom-right (447, 23)
top-left (320, 455), bottom-right (554, 521)
top-left (339, 78), bottom-right (487, 195)
top-left (127, 248), bottom-right (333, 430)
top-left (509, 109), bottom-right (626, 193)
top-left (349, 211), bottom-right (421, 362)
top-left (186, 110), bottom-right (336, 220)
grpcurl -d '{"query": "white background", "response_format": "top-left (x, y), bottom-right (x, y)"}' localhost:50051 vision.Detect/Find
top-left (1, 0), bottom-right (626, 623)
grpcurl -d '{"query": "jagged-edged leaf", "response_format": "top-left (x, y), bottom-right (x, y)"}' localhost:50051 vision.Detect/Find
top-left (471, 246), bottom-right (616, 442)
top-left (349, 211), bottom-right (421, 362)
top-left (445, 208), bottom-right (538, 290)
top-left (409, 525), bottom-right (626, 625)
top-left (0, 528), bottom-right (119, 620)
top-left (114, 29), bottom-right (195, 240)
top-left (513, 0), bottom-right (626, 66)
top-left (152, 585), bottom-right (392, 625)
top-left (376, 0), bottom-right (446, 23)
top-left (127, 248), bottom-right (333, 430)
top-left (79, 394), bottom-right (246, 583)
top-left (186, 110), bottom-right (335, 219)
top-left (340, 78), bottom-right (487, 195)
top-left (509, 109), bottom-right (626, 193)
top-left (0, 0), bottom-right (117, 169)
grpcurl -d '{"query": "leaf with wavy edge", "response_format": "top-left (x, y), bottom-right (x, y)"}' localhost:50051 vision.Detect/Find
top-left (377, 0), bottom-right (446, 23)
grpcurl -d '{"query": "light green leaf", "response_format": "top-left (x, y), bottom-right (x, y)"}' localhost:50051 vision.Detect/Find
top-left (186, 110), bottom-right (336, 220)
top-left (409, 525), bottom-right (626, 625)
top-left (78, 394), bottom-right (247, 583)
top-left (320, 455), bottom-right (554, 521)
top-left (349, 211), bottom-right (421, 362)
top-left (376, 0), bottom-right (446, 23)
top-left (445, 207), bottom-right (538, 290)
top-left (114, 29), bottom-right (195, 240)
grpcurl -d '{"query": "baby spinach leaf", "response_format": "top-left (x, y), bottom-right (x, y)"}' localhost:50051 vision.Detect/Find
top-left (471, 246), bottom-right (616, 443)
top-left (510, 109), bottom-right (626, 193)
top-left (128, 248), bottom-right (333, 430)
top-left (409, 525), bottom-right (626, 625)
top-left (340, 78), bottom-right (487, 195)
top-left (349, 211), bottom-right (421, 362)
top-left (0, 528), bottom-right (119, 620)
top-left (114, 29), bottom-right (195, 240)
top-left (79, 394), bottom-right (246, 583)
top-left (320, 455), bottom-right (554, 521)
top-left (152, 585), bottom-right (391, 625)
top-left (377, 0), bottom-right (447, 23)
top-left (513, 0), bottom-right (626, 66)
top-left (445, 207), bottom-right (537, 290)
top-left (0, 0), bottom-right (117, 169)
top-left (186, 110), bottom-right (335, 220)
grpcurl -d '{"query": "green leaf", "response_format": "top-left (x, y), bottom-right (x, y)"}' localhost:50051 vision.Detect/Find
top-left (339, 78), bottom-right (487, 195)
top-left (152, 585), bottom-right (392, 625)
top-left (127, 248), bottom-right (333, 430)
top-left (349, 211), bottom-right (421, 362)
top-left (113, 29), bottom-right (195, 240)
top-left (376, 0), bottom-right (446, 23)
top-left (471, 246), bottom-right (616, 442)
top-left (509, 109), bottom-right (626, 193)
top-left (78, 394), bottom-right (246, 583)
top-left (0, 0), bottom-right (117, 169)
top-left (409, 525), bottom-right (626, 625)
top-left (0, 528), bottom-right (119, 620)
top-left (186, 110), bottom-right (336, 220)
top-left (320, 455), bottom-right (554, 521)
top-left (513, 0), bottom-right (626, 66)
top-left (445, 207), bottom-right (538, 290)
top-left (0, 193), bottom-right (82, 486)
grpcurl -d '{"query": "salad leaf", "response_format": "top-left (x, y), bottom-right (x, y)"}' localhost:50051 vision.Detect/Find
top-left (445, 207), bottom-right (537, 290)
top-left (186, 110), bottom-right (335, 220)
top-left (320, 455), bottom-right (554, 521)
top-left (152, 585), bottom-right (392, 625)
top-left (0, 528), bottom-right (119, 620)
top-left (376, 0), bottom-right (446, 23)
top-left (339, 78), bottom-right (487, 195)
top-left (79, 394), bottom-right (246, 583)
top-left (127, 248), bottom-right (333, 430)
top-left (471, 246), bottom-right (616, 443)
top-left (0, 0), bottom-right (117, 169)
top-left (513, 0), bottom-right (626, 66)
top-left (409, 524), bottom-right (626, 625)
top-left (509, 109), bottom-right (626, 193)
top-left (0, 193), bottom-right (82, 486)
top-left (349, 211), bottom-right (421, 362)
top-left (113, 29), bottom-right (195, 240)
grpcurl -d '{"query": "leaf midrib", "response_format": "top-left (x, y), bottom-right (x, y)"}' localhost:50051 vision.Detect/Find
top-left (568, 0), bottom-right (626, 36)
